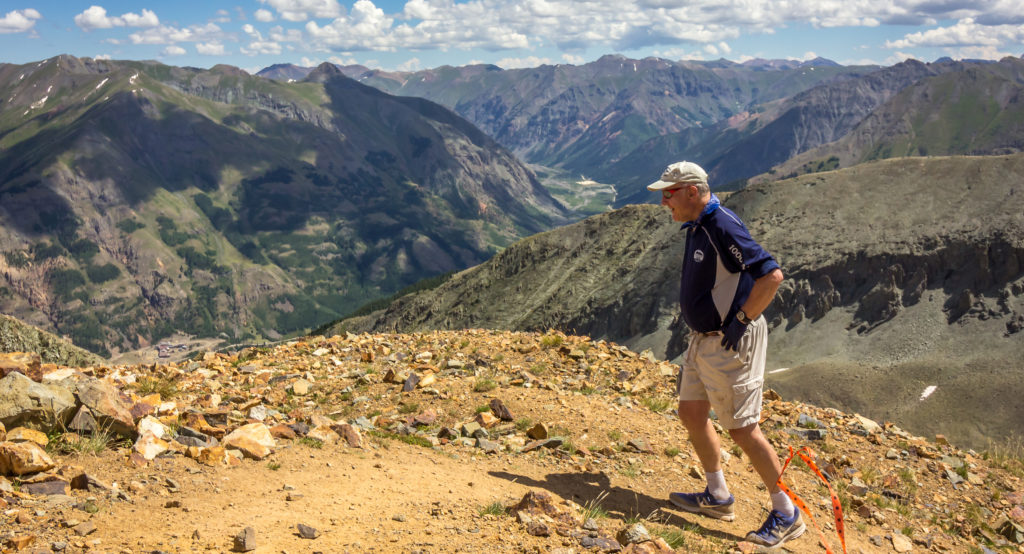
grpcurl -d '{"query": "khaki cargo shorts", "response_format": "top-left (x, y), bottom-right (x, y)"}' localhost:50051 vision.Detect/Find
top-left (677, 316), bottom-right (767, 430)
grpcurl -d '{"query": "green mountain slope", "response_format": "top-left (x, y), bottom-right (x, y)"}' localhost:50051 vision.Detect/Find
top-left (763, 57), bottom-right (1024, 181)
top-left (329, 154), bottom-right (1024, 448)
top-left (0, 55), bottom-right (566, 357)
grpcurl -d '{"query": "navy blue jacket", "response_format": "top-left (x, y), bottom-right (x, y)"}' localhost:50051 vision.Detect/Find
top-left (679, 196), bottom-right (780, 333)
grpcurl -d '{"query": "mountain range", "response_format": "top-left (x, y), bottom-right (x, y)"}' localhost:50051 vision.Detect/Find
top-left (258, 55), bottom-right (1024, 206)
top-left (3, 51), bottom-right (1024, 383)
top-left (329, 154), bottom-right (1024, 449)
top-left (0, 55), bottom-right (564, 357)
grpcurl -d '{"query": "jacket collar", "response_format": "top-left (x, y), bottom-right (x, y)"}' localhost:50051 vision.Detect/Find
top-left (681, 193), bottom-right (721, 229)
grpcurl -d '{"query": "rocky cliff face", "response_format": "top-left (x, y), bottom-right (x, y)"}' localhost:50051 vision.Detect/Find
top-left (334, 154), bottom-right (1024, 447)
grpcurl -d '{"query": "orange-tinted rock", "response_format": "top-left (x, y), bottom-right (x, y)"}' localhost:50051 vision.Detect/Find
top-left (0, 441), bottom-right (55, 475)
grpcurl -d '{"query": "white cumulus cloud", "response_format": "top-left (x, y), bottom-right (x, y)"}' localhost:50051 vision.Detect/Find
top-left (161, 45), bottom-right (186, 56)
top-left (261, 0), bottom-right (343, 22)
top-left (241, 41), bottom-right (283, 55)
top-left (886, 18), bottom-right (1024, 49)
top-left (397, 57), bottom-right (421, 71)
top-left (289, 0), bottom-right (1024, 62)
top-left (269, 26), bottom-right (304, 42)
top-left (129, 23), bottom-right (224, 45)
top-left (197, 42), bottom-right (227, 55)
top-left (0, 8), bottom-right (41, 34)
top-left (74, 6), bottom-right (159, 31)
top-left (255, 9), bottom-right (275, 22)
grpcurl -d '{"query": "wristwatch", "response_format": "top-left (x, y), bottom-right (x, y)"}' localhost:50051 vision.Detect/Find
top-left (735, 310), bottom-right (752, 325)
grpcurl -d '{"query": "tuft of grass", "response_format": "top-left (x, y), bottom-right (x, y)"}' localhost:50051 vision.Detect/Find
top-left (515, 418), bottom-right (533, 432)
top-left (478, 501), bottom-right (506, 517)
top-left (540, 334), bottom-right (564, 348)
top-left (580, 490), bottom-right (610, 520)
top-left (47, 425), bottom-right (118, 456)
top-left (607, 430), bottom-right (622, 441)
top-left (398, 402), bottom-right (419, 414)
top-left (664, 446), bottom-right (681, 457)
top-left (475, 405), bottom-right (491, 414)
top-left (561, 440), bottom-right (577, 456)
top-left (134, 376), bottom-right (179, 399)
top-left (983, 433), bottom-right (1024, 478)
top-left (640, 396), bottom-right (671, 413)
top-left (473, 376), bottom-right (498, 392)
top-left (579, 385), bottom-right (598, 395)
top-left (860, 465), bottom-right (880, 485)
top-left (730, 444), bottom-right (744, 459)
top-left (651, 527), bottom-right (688, 549)
top-left (368, 429), bottom-right (434, 449)
top-left (297, 437), bottom-right (324, 449)
top-left (267, 461), bottom-right (281, 471)
top-left (550, 425), bottom-right (572, 439)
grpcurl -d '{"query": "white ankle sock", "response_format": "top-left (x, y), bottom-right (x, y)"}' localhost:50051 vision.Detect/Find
top-left (706, 470), bottom-right (730, 501)
top-left (771, 490), bottom-right (795, 517)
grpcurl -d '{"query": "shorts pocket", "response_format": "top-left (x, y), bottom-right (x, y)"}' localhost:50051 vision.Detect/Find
top-left (731, 378), bottom-right (764, 424)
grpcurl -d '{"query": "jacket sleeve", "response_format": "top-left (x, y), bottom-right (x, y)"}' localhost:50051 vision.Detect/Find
top-left (710, 209), bottom-right (780, 278)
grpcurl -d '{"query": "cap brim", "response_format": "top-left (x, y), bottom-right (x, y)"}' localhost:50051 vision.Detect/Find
top-left (647, 180), bottom-right (677, 191)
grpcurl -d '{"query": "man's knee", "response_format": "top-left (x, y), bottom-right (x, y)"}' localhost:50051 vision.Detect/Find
top-left (677, 400), bottom-right (710, 431)
top-left (726, 422), bottom-right (760, 445)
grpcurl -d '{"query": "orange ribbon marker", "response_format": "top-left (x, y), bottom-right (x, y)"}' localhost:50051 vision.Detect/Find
top-left (776, 445), bottom-right (847, 554)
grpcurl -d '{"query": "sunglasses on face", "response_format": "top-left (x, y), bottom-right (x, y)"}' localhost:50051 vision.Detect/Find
top-left (662, 188), bottom-right (681, 198)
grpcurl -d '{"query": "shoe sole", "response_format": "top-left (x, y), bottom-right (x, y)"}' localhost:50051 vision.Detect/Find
top-left (668, 496), bottom-right (736, 522)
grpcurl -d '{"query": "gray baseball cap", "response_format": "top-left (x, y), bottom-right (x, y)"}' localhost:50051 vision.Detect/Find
top-left (647, 161), bottom-right (708, 190)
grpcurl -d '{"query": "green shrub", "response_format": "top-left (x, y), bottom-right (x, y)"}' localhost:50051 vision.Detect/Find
top-left (86, 263), bottom-right (120, 283)
top-left (116, 219), bottom-right (145, 233)
top-left (68, 238), bottom-right (99, 263)
top-left (156, 216), bottom-right (189, 246)
top-left (33, 242), bottom-right (66, 261)
top-left (49, 268), bottom-right (86, 300)
top-left (4, 251), bottom-right (30, 268)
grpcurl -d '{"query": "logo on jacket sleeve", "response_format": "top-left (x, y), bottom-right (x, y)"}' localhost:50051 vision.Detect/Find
top-left (693, 249), bottom-right (705, 262)
top-left (728, 244), bottom-right (743, 265)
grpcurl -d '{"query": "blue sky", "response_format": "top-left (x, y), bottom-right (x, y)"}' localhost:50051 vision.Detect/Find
top-left (2, 1), bottom-right (1022, 73)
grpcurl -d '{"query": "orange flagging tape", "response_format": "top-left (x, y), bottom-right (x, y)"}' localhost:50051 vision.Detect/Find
top-left (777, 445), bottom-right (847, 554)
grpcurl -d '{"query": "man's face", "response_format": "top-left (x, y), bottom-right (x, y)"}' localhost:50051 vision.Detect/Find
top-left (660, 184), bottom-right (702, 222)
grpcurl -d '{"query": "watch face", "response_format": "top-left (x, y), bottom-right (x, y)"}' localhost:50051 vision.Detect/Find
top-left (737, 310), bottom-right (746, 321)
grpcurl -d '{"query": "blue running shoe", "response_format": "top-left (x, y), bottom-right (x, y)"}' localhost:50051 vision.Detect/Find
top-left (745, 509), bottom-right (806, 549)
top-left (668, 488), bottom-right (735, 521)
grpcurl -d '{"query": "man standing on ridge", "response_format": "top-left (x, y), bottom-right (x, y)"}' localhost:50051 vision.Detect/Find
top-left (649, 161), bottom-right (804, 549)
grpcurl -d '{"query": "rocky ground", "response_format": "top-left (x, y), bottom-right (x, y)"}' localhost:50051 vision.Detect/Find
top-left (1, 330), bottom-right (1023, 553)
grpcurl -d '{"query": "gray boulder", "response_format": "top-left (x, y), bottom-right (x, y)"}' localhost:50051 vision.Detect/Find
top-left (0, 371), bottom-right (77, 430)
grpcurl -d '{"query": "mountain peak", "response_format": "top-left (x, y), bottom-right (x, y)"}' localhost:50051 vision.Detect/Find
top-left (304, 62), bottom-right (346, 83)
top-left (209, 64), bottom-right (249, 76)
